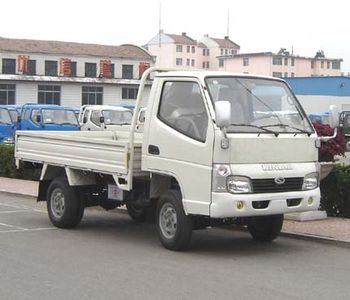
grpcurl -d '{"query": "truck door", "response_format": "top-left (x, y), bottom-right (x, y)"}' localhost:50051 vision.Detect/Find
top-left (144, 79), bottom-right (214, 215)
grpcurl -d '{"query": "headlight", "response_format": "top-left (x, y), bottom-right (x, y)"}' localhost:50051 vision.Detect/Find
top-left (302, 172), bottom-right (319, 190)
top-left (3, 137), bottom-right (14, 144)
top-left (212, 164), bottom-right (231, 192)
top-left (227, 176), bottom-right (252, 194)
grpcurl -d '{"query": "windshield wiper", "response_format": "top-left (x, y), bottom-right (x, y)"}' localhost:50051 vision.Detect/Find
top-left (261, 123), bottom-right (312, 136)
top-left (228, 124), bottom-right (279, 137)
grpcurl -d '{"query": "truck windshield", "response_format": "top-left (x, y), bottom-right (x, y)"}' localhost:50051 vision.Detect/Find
top-left (42, 109), bottom-right (78, 125)
top-left (9, 110), bottom-right (19, 122)
top-left (205, 77), bottom-right (313, 134)
top-left (102, 110), bottom-right (133, 125)
top-left (0, 108), bottom-right (12, 124)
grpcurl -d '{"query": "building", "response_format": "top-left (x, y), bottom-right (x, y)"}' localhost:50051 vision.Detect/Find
top-left (285, 76), bottom-right (350, 113)
top-left (218, 49), bottom-right (343, 78)
top-left (199, 34), bottom-right (240, 70)
top-left (0, 37), bottom-right (154, 107)
top-left (145, 31), bottom-right (240, 70)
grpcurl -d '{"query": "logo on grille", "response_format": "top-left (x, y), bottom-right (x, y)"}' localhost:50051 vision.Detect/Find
top-left (274, 177), bottom-right (286, 185)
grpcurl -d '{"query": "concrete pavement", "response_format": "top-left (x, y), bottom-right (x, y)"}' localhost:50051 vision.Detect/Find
top-left (0, 176), bottom-right (349, 245)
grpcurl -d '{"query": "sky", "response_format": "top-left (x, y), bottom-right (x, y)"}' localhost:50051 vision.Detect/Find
top-left (1, 0), bottom-right (350, 71)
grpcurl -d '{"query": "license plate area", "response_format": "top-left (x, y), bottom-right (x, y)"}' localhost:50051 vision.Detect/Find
top-left (108, 184), bottom-right (125, 201)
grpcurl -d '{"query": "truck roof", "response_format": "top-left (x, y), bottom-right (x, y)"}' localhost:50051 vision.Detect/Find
top-left (155, 70), bottom-right (285, 82)
top-left (81, 105), bottom-right (131, 111)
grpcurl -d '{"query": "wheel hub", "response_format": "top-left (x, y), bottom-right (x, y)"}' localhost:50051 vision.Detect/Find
top-left (159, 203), bottom-right (177, 239)
top-left (50, 188), bottom-right (65, 218)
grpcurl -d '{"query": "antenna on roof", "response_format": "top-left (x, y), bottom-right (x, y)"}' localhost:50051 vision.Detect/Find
top-left (158, 1), bottom-right (162, 48)
top-left (227, 8), bottom-right (230, 37)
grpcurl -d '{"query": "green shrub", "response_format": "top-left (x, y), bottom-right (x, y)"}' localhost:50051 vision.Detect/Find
top-left (0, 144), bottom-right (40, 181)
top-left (320, 164), bottom-right (350, 217)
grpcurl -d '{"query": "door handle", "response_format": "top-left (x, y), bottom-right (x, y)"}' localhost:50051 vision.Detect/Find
top-left (148, 144), bottom-right (160, 155)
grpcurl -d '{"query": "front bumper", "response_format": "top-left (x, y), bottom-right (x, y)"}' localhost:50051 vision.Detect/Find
top-left (210, 189), bottom-right (320, 218)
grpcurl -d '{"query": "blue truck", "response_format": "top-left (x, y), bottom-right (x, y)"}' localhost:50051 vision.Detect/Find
top-left (20, 104), bottom-right (80, 131)
top-left (0, 105), bottom-right (21, 144)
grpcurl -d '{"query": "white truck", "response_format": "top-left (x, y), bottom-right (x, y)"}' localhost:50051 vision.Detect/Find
top-left (15, 68), bottom-right (338, 250)
top-left (78, 105), bottom-right (133, 131)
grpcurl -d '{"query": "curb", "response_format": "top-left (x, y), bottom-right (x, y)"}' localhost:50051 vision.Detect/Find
top-left (280, 231), bottom-right (350, 248)
top-left (0, 190), bottom-right (37, 199)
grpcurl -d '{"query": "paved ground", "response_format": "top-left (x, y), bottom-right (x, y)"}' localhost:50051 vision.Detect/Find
top-left (0, 177), bottom-right (349, 244)
top-left (0, 192), bottom-right (350, 300)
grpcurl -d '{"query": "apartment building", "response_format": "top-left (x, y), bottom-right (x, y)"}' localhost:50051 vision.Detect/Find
top-left (145, 31), bottom-right (240, 70)
top-left (218, 49), bottom-right (343, 77)
top-left (0, 37), bottom-right (154, 107)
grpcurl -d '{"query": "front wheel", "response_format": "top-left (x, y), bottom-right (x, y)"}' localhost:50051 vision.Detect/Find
top-left (247, 214), bottom-right (283, 242)
top-left (157, 190), bottom-right (193, 251)
top-left (47, 177), bottom-right (84, 228)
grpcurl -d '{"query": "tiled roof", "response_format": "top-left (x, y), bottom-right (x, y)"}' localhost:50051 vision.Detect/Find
top-left (197, 42), bottom-right (207, 48)
top-left (166, 34), bottom-right (197, 45)
top-left (0, 37), bottom-right (153, 60)
top-left (212, 37), bottom-right (240, 49)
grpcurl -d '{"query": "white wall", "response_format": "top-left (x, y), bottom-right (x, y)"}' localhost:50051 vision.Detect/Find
top-left (296, 95), bottom-right (350, 114)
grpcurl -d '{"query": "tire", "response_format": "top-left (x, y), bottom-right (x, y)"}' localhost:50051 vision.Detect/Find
top-left (157, 190), bottom-right (193, 251)
top-left (247, 214), bottom-right (284, 242)
top-left (126, 202), bottom-right (147, 222)
top-left (47, 177), bottom-right (85, 228)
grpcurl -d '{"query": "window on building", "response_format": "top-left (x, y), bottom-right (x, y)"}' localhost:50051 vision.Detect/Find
top-left (2, 58), bottom-right (16, 74)
top-left (272, 72), bottom-right (283, 77)
top-left (321, 61), bottom-right (324, 69)
top-left (176, 45), bottom-right (183, 52)
top-left (243, 57), bottom-right (249, 66)
top-left (327, 61), bottom-right (330, 69)
top-left (231, 49), bottom-right (237, 55)
top-left (122, 64), bottom-right (133, 79)
top-left (45, 60), bottom-right (58, 76)
top-left (332, 61), bottom-right (341, 70)
top-left (0, 84), bottom-right (15, 104)
top-left (38, 85), bottom-right (61, 105)
top-left (225, 49), bottom-right (228, 55)
top-left (220, 49), bottom-right (224, 55)
top-left (85, 63), bottom-right (97, 77)
top-left (27, 60), bottom-right (36, 75)
top-left (186, 59), bottom-right (190, 66)
top-left (81, 86), bottom-right (103, 105)
top-left (284, 72), bottom-right (288, 77)
top-left (191, 59), bottom-right (195, 67)
top-left (202, 49), bottom-right (206, 56)
top-left (207, 49), bottom-right (210, 56)
top-left (176, 58), bottom-right (183, 66)
top-left (191, 46), bottom-right (195, 53)
top-left (122, 87), bottom-right (138, 100)
top-left (311, 61), bottom-right (315, 69)
top-left (291, 72), bottom-right (295, 77)
top-left (70, 61), bottom-right (77, 77)
top-left (291, 58), bottom-right (295, 66)
top-left (158, 81), bottom-right (208, 142)
top-left (110, 63), bottom-right (115, 78)
top-left (272, 56), bottom-right (282, 65)
top-left (202, 62), bottom-right (206, 69)
top-left (206, 62), bottom-right (210, 69)
top-left (187, 46), bottom-right (190, 53)
top-left (219, 59), bottom-right (224, 67)
top-left (284, 58), bottom-right (288, 66)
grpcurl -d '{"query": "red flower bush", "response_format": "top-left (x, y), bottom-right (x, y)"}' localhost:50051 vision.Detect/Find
top-left (313, 123), bottom-right (346, 162)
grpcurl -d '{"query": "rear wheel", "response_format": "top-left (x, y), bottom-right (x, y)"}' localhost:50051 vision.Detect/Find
top-left (47, 177), bottom-right (84, 228)
top-left (157, 190), bottom-right (193, 251)
top-left (126, 202), bottom-right (147, 222)
top-left (247, 214), bottom-right (283, 242)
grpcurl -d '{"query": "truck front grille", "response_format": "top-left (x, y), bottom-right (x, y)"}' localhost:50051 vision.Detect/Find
top-left (251, 177), bottom-right (303, 193)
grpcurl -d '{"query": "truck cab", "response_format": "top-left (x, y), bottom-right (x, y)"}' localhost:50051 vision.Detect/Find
top-left (20, 104), bottom-right (80, 131)
top-left (0, 105), bottom-right (21, 144)
top-left (78, 105), bottom-right (133, 131)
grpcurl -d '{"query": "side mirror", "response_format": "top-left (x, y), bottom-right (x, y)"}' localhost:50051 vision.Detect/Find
top-left (17, 115), bottom-right (21, 122)
top-left (329, 105), bottom-right (339, 128)
top-left (36, 114), bottom-right (42, 123)
top-left (215, 101), bottom-right (231, 129)
top-left (100, 116), bottom-right (105, 124)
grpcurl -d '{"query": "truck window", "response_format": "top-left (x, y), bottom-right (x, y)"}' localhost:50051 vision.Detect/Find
top-left (91, 110), bottom-right (101, 126)
top-left (158, 81), bottom-right (208, 142)
top-left (31, 109), bottom-right (41, 124)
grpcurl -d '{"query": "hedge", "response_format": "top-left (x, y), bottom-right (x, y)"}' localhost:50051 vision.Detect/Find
top-left (0, 144), bottom-right (40, 181)
top-left (320, 164), bottom-right (350, 218)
